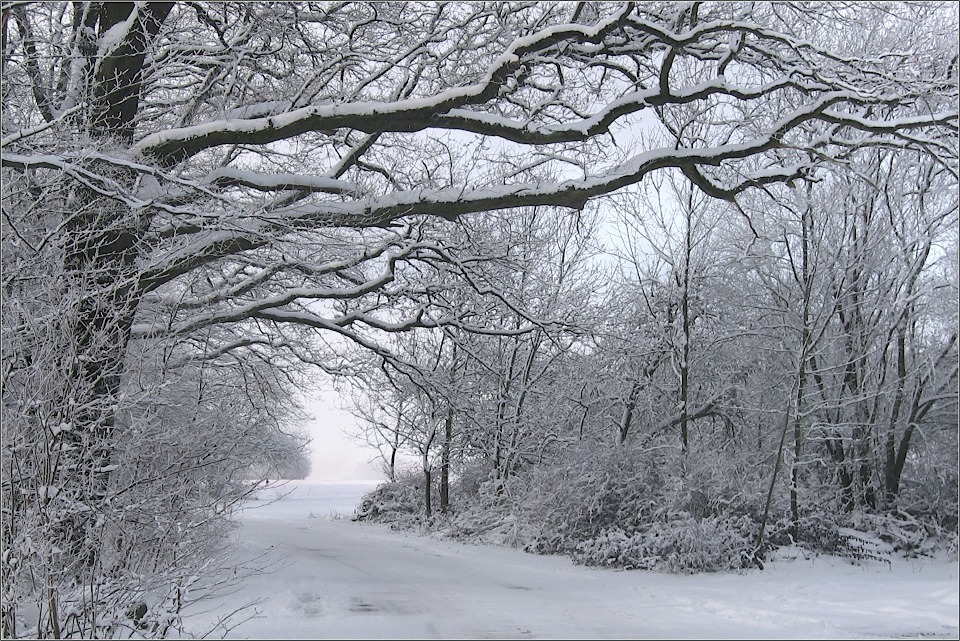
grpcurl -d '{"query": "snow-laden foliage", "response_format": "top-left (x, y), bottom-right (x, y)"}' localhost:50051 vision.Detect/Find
top-left (572, 515), bottom-right (757, 574)
top-left (493, 446), bottom-right (765, 571)
top-left (516, 446), bottom-right (669, 555)
top-left (353, 479), bottom-right (422, 527)
top-left (355, 435), bottom-right (956, 573)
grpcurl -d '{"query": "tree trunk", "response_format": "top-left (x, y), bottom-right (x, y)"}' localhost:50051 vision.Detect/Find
top-left (679, 194), bottom-right (693, 456)
top-left (440, 406), bottom-right (452, 514)
top-left (618, 381), bottom-right (641, 446)
top-left (1, 6), bottom-right (177, 635)
top-left (60, 184), bottom-right (140, 560)
top-left (790, 205), bottom-right (813, 538)
top-left (54, 0), bottom-right (173, 580)
top-left (423, 467), bottom-right (432, 518)
top-left (755, 391), bottom-right (796, 567)
top-left (388, 446), bottom-right (398, 482)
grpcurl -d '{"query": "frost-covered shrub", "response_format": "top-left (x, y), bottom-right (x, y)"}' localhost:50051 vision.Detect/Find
top-left (892, 469), bottom-right (960, 551)
top-left (570, 528), bottom-right (658, 570)
top-left (517, 446), bottom-right (669, 555)
top-left (767, 511), bottom-right (923, 561)
top-left (439, 471), bottom-right (532, 546)
top-left (353, 480), bottom-right (421, 524)
top-left (451, 460), bottom-right (490, 502)
top-left (834, 527), bottom-right (895, 564)
top-left (845, 511), bottom-right (951, 559)
top-left (501, 444), bottom-right (764, 570)
top-left (573, 514), bottom-right (757, 573)
top-left (651, 514), bottom-right (758, 573)
top-left (774, 514), bottom-right (845, 554)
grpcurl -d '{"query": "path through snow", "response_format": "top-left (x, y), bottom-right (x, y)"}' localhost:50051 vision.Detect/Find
top-left (182, 481), bottom-right (959, 640)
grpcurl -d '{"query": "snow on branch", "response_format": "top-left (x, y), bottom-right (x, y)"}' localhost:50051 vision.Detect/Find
top-left (202, 167), bottom-right (360, 195)
top-left (131, 6), bottom-right (635, 164)
top-left (133, 102), bottom-right (949, 296)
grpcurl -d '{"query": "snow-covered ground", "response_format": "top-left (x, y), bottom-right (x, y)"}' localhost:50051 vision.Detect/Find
top-left (182, 480), bottom-right (958, 640)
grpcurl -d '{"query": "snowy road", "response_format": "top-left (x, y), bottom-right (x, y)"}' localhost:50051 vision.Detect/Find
top-left (182, 481), bottom-right (959, 640)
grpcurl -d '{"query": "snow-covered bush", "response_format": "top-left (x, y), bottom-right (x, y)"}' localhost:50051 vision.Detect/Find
top-left (573, 513), bottom-right (757, 573)
top-left (451, 460), bottom-right (490, 503)
top-left (517, 446), bottom-right (668, 555)
top-left (897, 468), bottom-right (959, 547)
top-left (353, 477), bottom-right (422, 525)
top-left (651, 514), bottom-right (758, 573)
top-left (765, 508), bottom-right (952, 562)
top-left (440, 473), bottom-right (531, 547)
top-left (765, 513), bottom-right (845, 554)
top-left (433, 444), bottom-right (768, 573)
top-left (844, 510), bottom-right (952, 559)
top-left (570, 528), bottom-right (657, 570)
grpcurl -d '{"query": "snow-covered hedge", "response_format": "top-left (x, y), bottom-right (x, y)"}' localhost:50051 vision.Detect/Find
top-left (352, 445), bottom-right (955, 573)
top-left (572, 514), bottom-right (757, 573)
